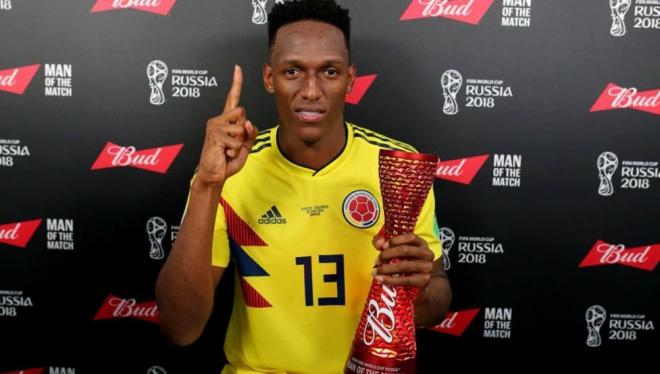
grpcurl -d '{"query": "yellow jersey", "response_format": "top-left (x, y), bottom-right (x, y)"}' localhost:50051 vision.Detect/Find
top-left (200, 122), bottom-right (441, 374)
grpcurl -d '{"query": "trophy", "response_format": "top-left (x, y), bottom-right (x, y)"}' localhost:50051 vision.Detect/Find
top-left (345, 149), bottom-right (438, 374)
top-left (441, 69), bottom-right (462, 116)
top-left (585, 305), bottom-right (607, 348)
top-left (147, 216), bottom-right (167, 260)
top-left (147, 60), bottom-right (168, 106)
top-left (597, 151), bottom-right (618, 197)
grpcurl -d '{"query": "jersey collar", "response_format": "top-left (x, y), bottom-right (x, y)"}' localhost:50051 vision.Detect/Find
top-left (272, 122), bottom-right (354, 177)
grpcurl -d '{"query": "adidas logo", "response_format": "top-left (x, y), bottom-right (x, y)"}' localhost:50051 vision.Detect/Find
top-left (258, 206), bottom-right (287, 224)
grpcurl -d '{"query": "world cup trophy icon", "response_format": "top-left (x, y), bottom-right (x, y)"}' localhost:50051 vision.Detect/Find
top-left (585, 305), bottom-right (607, 348)
top-left (147, 216), bottom-right (167, 260)
top-left (597, 151), bottom-right (618, 197)
top-left (147, 60), bottom-right (168, 106)
top-left (609, 0), bottom-right (632, 37)
top-left (439, 227), bottom-right (455, 271)
top-left (345, 149), bottom-right (438, 374)
top-left (441, 69), bottom-right (462, 115)
top-left (251, 0), bottom-right (268, 24)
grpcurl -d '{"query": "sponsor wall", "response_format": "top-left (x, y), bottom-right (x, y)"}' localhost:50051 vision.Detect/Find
top-left (1, 0), bottom-right (658, 372)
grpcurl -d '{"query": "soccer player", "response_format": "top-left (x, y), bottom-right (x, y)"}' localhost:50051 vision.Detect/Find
top-left (155, 1), bottom-right (452, 373)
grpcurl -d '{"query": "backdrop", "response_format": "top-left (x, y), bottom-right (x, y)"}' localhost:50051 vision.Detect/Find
top-left (1, 0), bottom-right (658, 373)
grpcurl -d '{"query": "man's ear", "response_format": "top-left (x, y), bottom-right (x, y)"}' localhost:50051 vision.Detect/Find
top-left (347, 63), bottom-right (356, 93)
top-left (263, 63), bottom-right (274, 94)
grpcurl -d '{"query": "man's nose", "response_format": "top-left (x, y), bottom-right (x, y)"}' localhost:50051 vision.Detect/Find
top-left (300, 75), bottom-right (321, 101)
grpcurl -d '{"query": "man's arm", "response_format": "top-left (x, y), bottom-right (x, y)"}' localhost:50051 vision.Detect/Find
top-left (373, 234), bottom-right (452, 327)
top-left (155, 66), bottom-right (258, 346)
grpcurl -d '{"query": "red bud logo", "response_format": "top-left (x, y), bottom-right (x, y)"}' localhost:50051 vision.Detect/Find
top-left (94, 294), bottom-right (160, 323)
top-left (401, 0), bottom-right (495, 25)
top-left (0, 369), bottom-right (44, 374)
top-left (580, 240), bottom-right (659, 271)
top-left (0, 219), bottom-right (42, 248)
top-left (346, 74), bottom-right (377, 105)
top-left (590, 83), bottom-right (660, 115)
top-left (0, 64), bottom-right (40, 95)
top-left (91, 0), bottom-right (177, 16)
top-left (91, 142), bottom-right (183, 174)
top-left (428, 308), bottom-right (480, 336)
top-left (435, 155), bottom-right (489, 184)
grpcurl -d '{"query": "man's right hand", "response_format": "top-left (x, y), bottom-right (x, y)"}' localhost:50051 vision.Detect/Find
top-left (196, 65), bottom-right (258, 187)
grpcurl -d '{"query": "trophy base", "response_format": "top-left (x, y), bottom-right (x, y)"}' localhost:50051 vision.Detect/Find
top-left (344, 345), bottom-right (416, 374)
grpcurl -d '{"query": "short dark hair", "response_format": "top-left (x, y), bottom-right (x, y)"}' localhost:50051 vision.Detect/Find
top-left (268, 0), bottom-right (351, 53)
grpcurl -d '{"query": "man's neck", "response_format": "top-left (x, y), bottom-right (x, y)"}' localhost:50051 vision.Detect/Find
top-left (277, 120), bottom-right (347, 171)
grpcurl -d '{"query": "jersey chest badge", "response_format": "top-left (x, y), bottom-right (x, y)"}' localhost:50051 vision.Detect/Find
top-left (342, 190), bottom-right (380, 229)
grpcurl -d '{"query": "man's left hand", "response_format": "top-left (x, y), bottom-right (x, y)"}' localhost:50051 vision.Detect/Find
top-left (372, 233), bottom-right (435, 291)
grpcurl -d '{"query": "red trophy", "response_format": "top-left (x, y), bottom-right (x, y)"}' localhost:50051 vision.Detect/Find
top-left (345, 149), bottom-right (438, 374)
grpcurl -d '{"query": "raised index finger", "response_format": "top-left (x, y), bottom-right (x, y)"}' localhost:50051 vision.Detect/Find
top-left (223, 65), bottom-right (243, 113)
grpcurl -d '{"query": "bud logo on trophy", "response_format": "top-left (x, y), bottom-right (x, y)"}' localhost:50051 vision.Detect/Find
top-left (345, 149), bottom-right (437, 374)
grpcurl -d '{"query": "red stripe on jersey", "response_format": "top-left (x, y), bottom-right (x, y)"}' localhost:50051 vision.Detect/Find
top-left (220, 198), bottom-right (267, 246)
top-left (240, 277), bottom-right (272, 308)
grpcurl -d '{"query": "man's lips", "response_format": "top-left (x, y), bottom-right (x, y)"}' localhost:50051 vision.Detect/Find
top-left (294, 108), bottom-right (326, 123)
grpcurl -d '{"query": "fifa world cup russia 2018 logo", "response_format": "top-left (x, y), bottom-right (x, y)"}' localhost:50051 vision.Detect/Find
top-left (610, 0), bottom-right (632, 37)
top-left (585, 305), bottom-right (607, 347)
top-left (147, 216), bottom-right (167, 260)
top-left (597, 151), bottom-right (618, 197)
top-left (439, 227), bottom-right (455, 270)
top-left (147, 60), bottom-right (168, 106)
top-left (441, 69), bottom-right (462, 115)
top-left (342, 190), bottom-right (380, 229)
top-left (251, 0), bottom-right (284, 25)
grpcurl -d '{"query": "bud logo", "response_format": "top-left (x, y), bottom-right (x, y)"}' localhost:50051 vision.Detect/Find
top-left (0, 219), bottom-right (42, 248)
top-left (401, 0), bottom-right (495, 25)
top-left (590, 83), bottom-right (660, 115)
top-left (0, 369), bottom-right (75, 374)
top-left (580, 240), bottom-right (659, 271)
top-left (428, 308), bottom-right (480, 336)
top-left (0, 64), bottom-right (40, 95)
top-left (94, 294), bottom-right (159, 323)
top-left (91, 142), bottom-right (183, 174)
top-left (435, 155), bottom-right (489, 184)
top-left (91, 0), bottom-right (176, 16)
top-left (345, 74), bottom-right (377, 105)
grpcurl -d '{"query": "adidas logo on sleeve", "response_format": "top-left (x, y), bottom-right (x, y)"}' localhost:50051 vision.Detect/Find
top-left (258, 206), bottom-right (287, 224)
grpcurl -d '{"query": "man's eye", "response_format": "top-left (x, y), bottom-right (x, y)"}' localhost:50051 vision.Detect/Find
top-left (286, 68), bottom-right (298, 75)
top-left (325, 69), bottom-right (338, 76)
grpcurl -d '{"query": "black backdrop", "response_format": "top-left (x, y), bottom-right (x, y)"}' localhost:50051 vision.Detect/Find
top-left (1, 0), bottom-right (658, 373)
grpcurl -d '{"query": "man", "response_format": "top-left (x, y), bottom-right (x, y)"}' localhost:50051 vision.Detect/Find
top-left (155, 1), bottom-right (451, 373)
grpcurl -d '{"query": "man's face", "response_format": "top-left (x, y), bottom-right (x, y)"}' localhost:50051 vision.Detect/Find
top-left (264, 20), bottom-right (355, 143)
